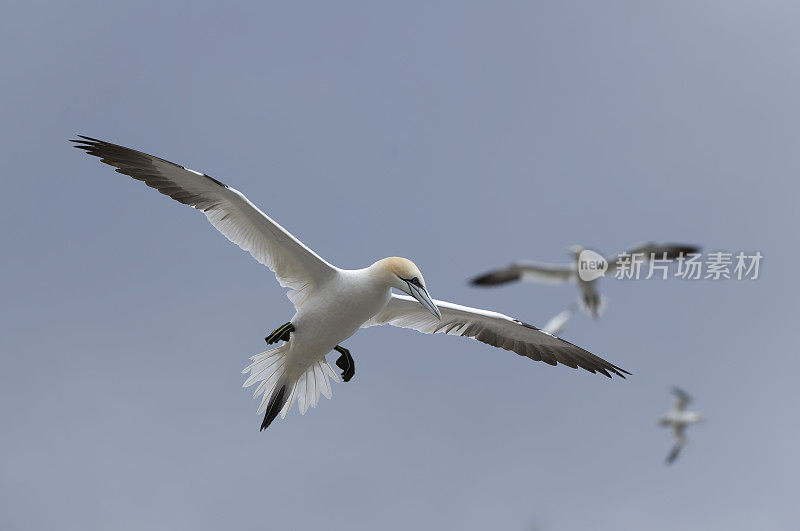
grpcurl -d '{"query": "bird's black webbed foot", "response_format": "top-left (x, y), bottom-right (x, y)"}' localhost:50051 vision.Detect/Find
top-left (334, 345), bottom-right (355, 382)
top-left (265, 322), bottom-right (294, 344)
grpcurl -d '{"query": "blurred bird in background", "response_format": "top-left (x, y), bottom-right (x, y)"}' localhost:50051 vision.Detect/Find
top-left (658, 387), bottom-right (704, 465)
top-left (469, 242), bottom-right (700, 318)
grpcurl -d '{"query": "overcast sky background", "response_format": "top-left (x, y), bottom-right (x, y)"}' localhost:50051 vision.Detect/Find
top-left (2, 1), bottom-right (799, 530)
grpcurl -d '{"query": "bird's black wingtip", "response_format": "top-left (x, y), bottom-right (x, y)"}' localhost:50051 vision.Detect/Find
top-left (70, 134), bottom-right (101, 144)
top-left (602, 365), bottom-right (630, 380)
top-left (665, 446), bottom-right (681, 465)
top-left (666, 244), bottom-right (702, 258)
top-left (70, 136), bottom-right (104, 151)
top-left (469, 270), bottom-right (520, 286)
top-left (671, 385), bottom-right (690, 396)
top-left (468, 275), bottom-right (489, 286)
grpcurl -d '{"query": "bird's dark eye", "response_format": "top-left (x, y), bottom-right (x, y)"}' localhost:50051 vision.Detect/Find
top-left (399, 274), bottom-right (423, 287)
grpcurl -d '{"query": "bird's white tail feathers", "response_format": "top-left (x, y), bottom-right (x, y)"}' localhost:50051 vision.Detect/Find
top-left (242, 345), bottom-right (340, 420)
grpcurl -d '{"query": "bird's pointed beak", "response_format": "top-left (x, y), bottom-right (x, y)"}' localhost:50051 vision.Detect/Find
top-left (408, 283), bottom-right (442, 320)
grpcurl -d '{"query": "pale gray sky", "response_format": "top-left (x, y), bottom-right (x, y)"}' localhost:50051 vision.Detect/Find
top-left (2, 1), bottom-right (799, 530)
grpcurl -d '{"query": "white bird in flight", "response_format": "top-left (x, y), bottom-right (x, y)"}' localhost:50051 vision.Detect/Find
top-left (72, 136), bottom-right (629, 430)
top-left (469, 243), bottom-right (700, 318)
top-left (658, 387), bottom-right (703, 465)
top-left (541, 305), bottom-right (577, 336)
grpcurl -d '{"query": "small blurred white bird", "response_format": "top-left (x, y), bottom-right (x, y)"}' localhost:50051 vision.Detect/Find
top-left (469, 243), bottom-right (700, 318)
top-left (658, 387), bottom-right (703, 465)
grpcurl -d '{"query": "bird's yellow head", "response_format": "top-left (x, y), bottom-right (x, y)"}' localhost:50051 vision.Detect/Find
top-left (375, 257), bottom-right (441, 319)
top-left (382, 257), bottom-right (423, 281)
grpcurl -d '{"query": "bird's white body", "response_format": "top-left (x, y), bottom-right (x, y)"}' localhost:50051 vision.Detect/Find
top-left (287, 266), bottom-right (391, 376)
top-left (659, 410), bottom-right (703, 426)
top-left (73, 136), bottom-right (629, 429)
top-left (575, 275), bottom-right (605, 318)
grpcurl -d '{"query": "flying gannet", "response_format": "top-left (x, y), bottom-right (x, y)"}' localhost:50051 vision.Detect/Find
top-left (657, 387), bottom-right (703, 465)
top-left (469, 243), bottom-right (700, 318)
top-left (72, 136), bottom-right (629, 430)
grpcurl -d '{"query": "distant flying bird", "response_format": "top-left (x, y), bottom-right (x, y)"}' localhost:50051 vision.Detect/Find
top-left (658, 387), bottom-right (703, 465)
top-left (469, 243), bottom-right (700, 318)
top-left (72, 136), bottom-right (629, 431)
top-left (541, 305), bottom-right (577, 336)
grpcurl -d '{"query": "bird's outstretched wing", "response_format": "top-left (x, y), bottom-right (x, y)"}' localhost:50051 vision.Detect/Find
top-left (665, 442), bottom-right (683, 465)
top-left (666, 423), bottom-right (687, 465)
top-left (364, 295), bottom-right (629, 378)
top-left (542, 305), bottom-right (576, 336)
top-left (671, 386), bottom-right (693, 411)
top-left (607, 242), bottom-right (700, 273)
top-left (470, 261), bottom-right (575, 286)
top-left (72, 136), bottom-right (337, 308)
